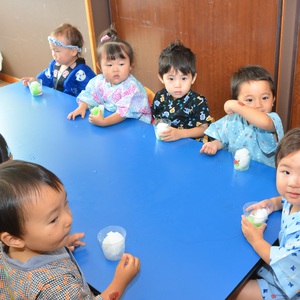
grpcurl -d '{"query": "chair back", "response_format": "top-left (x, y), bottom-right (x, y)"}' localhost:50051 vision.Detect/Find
top-left (144, 86), bottom-right (155, 106)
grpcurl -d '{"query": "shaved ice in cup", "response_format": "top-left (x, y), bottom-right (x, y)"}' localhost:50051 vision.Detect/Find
top-left (234, 148), bottom-right (250, 171)
top-left (90, 105), bottom-right (104, 116)
top-left (28, 79), bottom-right (43, 96)
top-left (243, 202), bottom-right (270, 227)
top-left (97, 226), bottom-right (126, 261)
top-left (154, 118), bottom-right (171, 140)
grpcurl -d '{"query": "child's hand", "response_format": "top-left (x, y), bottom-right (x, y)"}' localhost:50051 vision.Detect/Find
top-left (244, 199), bottom-right (274, 215)
top-left (200, 141), bottom-right (219, 155)
top-left (89, 110), bottom-right (105, 125)
top-left (66, 232), bottom-right (85, 252)
top-left (67, 103), bottom-right (88, 120)
top-left (114, 253), bottom-right (140, 286)
top-left (21, 77), bottom-right (36, 86)
top-left (101, 253), bottom-right (140, 299)
top-left (241, 215), bottom-right (266, 245)
top-left (159, 127), bottom-right (180, 141)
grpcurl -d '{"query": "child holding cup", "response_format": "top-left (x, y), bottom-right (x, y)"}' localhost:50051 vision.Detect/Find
top-left (0, 160), bottom-right (140, 299)
top-left (67, 26), bottom-right (152, 126)
top-left (22, 23), bottom-right (96, 97)
top-left (151, 40), bottom-right (212, 141)
top-left (200, 65), bottom-right (284, 167)
top-left (233, 127), bottom-right (300, 300)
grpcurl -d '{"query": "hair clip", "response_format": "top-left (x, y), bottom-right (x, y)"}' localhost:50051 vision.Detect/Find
top-left (48, 36), bottom-right (82, 53)
top-left (100, 35), bottom-right (110, 42)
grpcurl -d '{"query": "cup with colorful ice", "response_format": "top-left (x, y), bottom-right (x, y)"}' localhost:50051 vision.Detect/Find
top-left (90, 105), bottom-right (104, 116)
top-left (234, 148), bottom-right (250, 171)
top-left (97, 226), bottom-right (126, 261)
top-left (28, 79), bottom-right (43, 96)
top-left (153, 118), bottom-right (171, 140)
top-left (243, 202), bottom-right (270, 227)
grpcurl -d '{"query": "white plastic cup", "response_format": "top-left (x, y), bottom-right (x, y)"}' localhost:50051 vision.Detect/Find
top-left (28, 79), bottom-right (43, 96)
top-left (234, 148), bottom-right (250, 171)
top-left (153, 118), bottom-right (171, 140)
top-left (97, 226), bottom-right (126, 261)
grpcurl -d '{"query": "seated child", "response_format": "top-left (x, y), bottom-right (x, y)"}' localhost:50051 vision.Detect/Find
top-left (0, 160), bottom-right (140, 299)
top-left (200, 65), bottom-right (284, 167)
top-left (67, 26), bottom-right (152, 126)
top-left (233, 127), bottom-right (300, 300)
top-left (22, 23), bottom-right (96, 97)
top-left (151, 40), bottom-right (212, 141)
top-left (0, 134), bottom-right (12, 163)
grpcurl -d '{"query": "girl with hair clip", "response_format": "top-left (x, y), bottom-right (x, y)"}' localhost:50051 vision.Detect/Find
top-left (67, 26), bottom-right (152, 126)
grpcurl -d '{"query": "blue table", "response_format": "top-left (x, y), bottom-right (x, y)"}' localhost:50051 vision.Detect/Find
top-left (0, 82), bottom-right (281, 299)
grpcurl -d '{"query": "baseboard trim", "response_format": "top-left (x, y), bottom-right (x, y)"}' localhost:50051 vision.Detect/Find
top-left (0, 73), bottom-right (20, 83)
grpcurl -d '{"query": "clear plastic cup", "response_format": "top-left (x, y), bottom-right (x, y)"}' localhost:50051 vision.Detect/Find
top-left (97, 226), bottom-right (126, 261)
top-left (243, 201), bottom-right (269, 227)
top-left (234, 148), bottom-right (250, 171)
top-left (153, 118), bottom-right (171, 140)
top-left (28, 79), bottom-right (43, 96)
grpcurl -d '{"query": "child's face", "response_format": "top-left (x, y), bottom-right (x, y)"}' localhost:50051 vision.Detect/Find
top-left (20, 184), bottom-right (72, 255)
top-left (159, 68), bottom-right (196, 100)
top-left (237, 80), bottom-right (274, 113)
top-left (49, 35), bottom-right (78, 66)
top-left (99, 53), bottom-right (132, 86)
top-left (276, 150), bottom-right (300, 212)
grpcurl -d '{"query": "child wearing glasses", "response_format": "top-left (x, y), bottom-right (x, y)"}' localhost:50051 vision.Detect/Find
top-left (67, 26), bottom-right (152, 126)
top-left (200, 65), bottom-right (284, 167)
top-left (233, 127), bottom-right (300, 300)
top-left (22, 23), bottom-right (96, 97)
top-left (151, 40), bottom-right (212, 141)
top-left (0, 160), bottom-right (140, 299)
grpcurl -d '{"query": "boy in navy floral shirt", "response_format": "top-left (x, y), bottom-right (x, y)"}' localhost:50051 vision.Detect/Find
top-left (152, 41), bottom-right (212, 141)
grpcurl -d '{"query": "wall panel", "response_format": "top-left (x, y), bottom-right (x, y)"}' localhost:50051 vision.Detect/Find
top-left (110, 0), bottom-right (280, 120)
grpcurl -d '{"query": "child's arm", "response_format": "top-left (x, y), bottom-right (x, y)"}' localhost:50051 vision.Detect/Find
top-left (199, 139), bottom-right (223, 155)
top-left (100, 253), bottom-right (140, 300)
top-left (88, 112), bottom-right (126, 127)
top-left (159, 123), bottom-right (208, 141)
top-left (67, 102), bottom-right (89, 120)
top-left (224, 100), bottom-right (275, 132)
top-left (241, 196), bottom-right (282, 265)
top-left (241, 216), bottom-right (271, 264)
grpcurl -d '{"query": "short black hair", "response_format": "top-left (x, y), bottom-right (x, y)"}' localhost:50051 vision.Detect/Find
top-left (158, 40), bottom-right (196, 78)
top-left (230, 65), bottom-right (275, 100)
top-left (275, 127), bottom-right (300, 168)
top-left (0, 160), bottom-right (63, 238)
